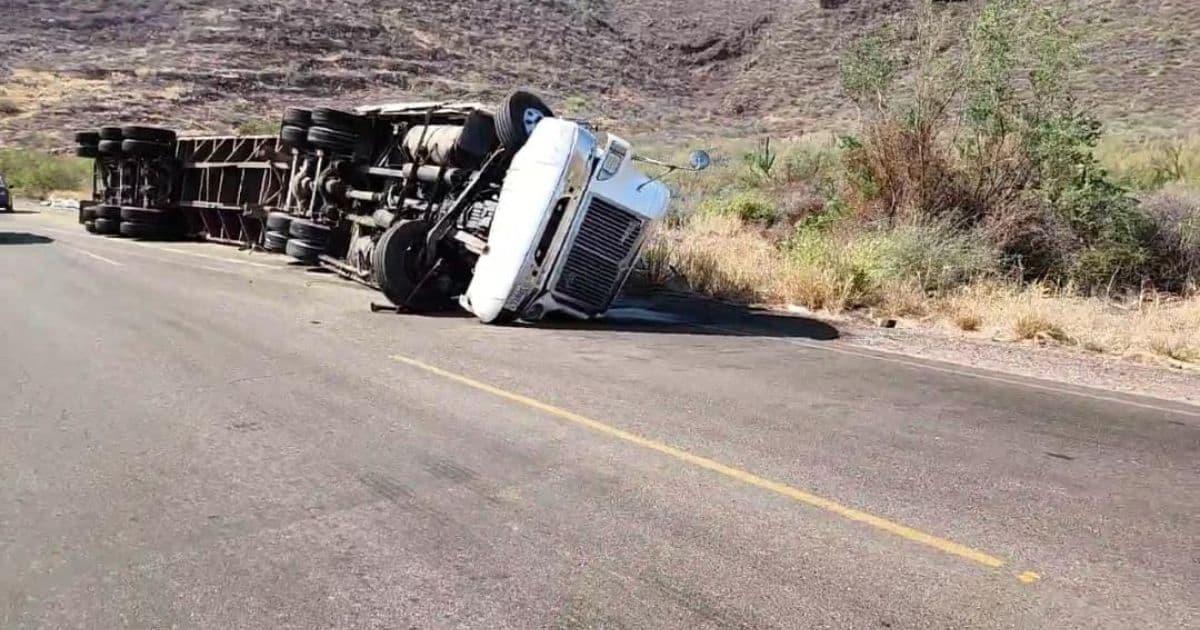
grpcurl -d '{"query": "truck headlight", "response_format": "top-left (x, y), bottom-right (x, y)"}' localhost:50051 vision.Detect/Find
top-left (597, 146), bottom-right (626, 180)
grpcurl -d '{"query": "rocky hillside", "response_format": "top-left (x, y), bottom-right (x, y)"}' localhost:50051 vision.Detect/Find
top-left (1, 0), bottom-right (1198, 147)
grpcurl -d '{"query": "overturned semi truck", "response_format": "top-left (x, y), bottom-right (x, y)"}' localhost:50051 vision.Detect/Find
top-left (73, 90), bottom-right (709, 323)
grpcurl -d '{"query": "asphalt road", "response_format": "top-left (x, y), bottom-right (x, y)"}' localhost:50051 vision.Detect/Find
top-left (2, 207), bottom-right (1198, 629)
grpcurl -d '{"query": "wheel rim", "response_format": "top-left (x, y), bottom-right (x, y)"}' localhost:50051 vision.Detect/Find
top-left (522, 108), bottom-right (545, 135)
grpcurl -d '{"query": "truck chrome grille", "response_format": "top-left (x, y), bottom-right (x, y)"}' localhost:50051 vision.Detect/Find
top-left (554, 197), bottom-right (644, 312)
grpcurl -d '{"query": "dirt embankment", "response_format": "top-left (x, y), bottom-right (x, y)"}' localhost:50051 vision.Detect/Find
top-left (2, 1), bottom-right (1198, 148)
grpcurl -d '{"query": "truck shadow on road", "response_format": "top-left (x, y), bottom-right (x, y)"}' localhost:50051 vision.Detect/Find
top-left (0, 232), bottom-right (54, 245)
top-left (532, 292), bottom-right (840, 341)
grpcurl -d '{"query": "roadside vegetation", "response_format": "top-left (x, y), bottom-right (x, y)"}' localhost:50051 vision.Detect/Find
top-left (646, 0), bottom-right (1200, 367)
top-left (0, 148), bottom-right (92, 198)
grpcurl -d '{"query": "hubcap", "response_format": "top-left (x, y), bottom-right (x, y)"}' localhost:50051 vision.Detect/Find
top-left (522, 108), bottom-right (545, 135)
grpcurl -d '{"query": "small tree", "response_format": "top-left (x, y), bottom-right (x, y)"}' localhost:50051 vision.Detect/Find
top-left (837, 0), bottom-right (1151, 291)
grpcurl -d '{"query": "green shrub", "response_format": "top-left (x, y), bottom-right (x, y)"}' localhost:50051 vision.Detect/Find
top-left (789, 222), bottom-right (999, 307)
top-left (825, 0), bottom-right (1180, 293)
top-left (700, 190), bottom-right (781, 225)
top-left (781, 143), bottom-right (841, 193)
top-left (0, 149), bottom-right (92, 198)
top-left (840, 25), bottom-right (902, 115)
top-left (741, 138), bottom-right (777, 185)
top-left (1066, 243), bottom-right (1149, 293)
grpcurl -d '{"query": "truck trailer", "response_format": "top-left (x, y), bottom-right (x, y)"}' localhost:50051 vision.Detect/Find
top-left (73, 90), bottom-right (708, 323)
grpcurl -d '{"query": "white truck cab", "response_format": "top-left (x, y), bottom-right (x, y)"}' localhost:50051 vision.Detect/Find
top-left (464, 118), bottom-right (671, 323)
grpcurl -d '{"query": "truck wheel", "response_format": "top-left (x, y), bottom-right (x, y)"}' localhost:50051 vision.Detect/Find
top-left (306, 126), bottom-right (358, 154)
top-left (74, 130), bottom-right (101, 145)
top-left (311, 107), bottom-right (360, 134)
top-left (121, 125), bottom-right (176, 144)
top-left (121, 139), bottom-right (172, 158)
top-left (495, 90), bottom-right (554, 152)
top-left (98, 126), bottom-right (123, 141)
top-left (282, 107), bottom-right (313, 128)
top-left (288, 217), bottom-right (331, 243)
top-left (95, 205), bottom-right (122, 220)
top-left (84, 220), bottom-right (97, 234)
top-left (266, 211), bottom-right (293, 232)
top-left (264, 230), bottom-right (288, 252)
top-left (285, 238), bottom-right (323, 263)
top-left (94, 218), bottom-right (120, 235)
top-left (120, 207), bottom-right (169, 223)
top-left (119, 220), bottom-right (171, 239)
top-left (75, 145), bottom-right (100, 158)
top-left (280, 125), bottom-right (309, 149)
top-left (98, 140), bottom-right (123, 156)
top-left (373, 219), bottom-right (447, 310)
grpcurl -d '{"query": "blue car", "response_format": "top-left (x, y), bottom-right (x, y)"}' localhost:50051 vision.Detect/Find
top-left (0, 174), bottom-right (12, 212)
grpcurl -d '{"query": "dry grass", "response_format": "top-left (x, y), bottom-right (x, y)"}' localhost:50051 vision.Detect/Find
top-left (1097, 133), bottom-right (1200, 189)
top-left (650, 213), bottom-right (856, 311)
top-left (953, 311), bottom-right (983, 332)
top-left (933, 283), bottom-right (1200, 366)
top-left (650, 213), bottom-right (1200, 369)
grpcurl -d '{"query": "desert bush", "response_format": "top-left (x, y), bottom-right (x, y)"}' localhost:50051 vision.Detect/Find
top-left (1141, 186), bottom-right (1200, 291)
top-left (699, 190), bottom-right (781, 225)
top-left (830, 0), bottom-right (1176, 293)
top-left (780, 142), bottom-right (841, 192)
top-left (839, 25), bottom-right (903, 116)
top-left (0, 149), bottom-right (92, 197)
top-left (841, 120), bottom-right (971, 225)
top-left (791, 221), bottom-right (998, 298)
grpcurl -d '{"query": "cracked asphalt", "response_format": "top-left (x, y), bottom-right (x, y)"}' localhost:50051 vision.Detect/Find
top-left (2, 207), bottom-right (1198, 629)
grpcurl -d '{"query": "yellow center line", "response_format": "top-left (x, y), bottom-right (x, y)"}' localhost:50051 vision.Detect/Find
top-left (390, 354), bottom-right (1016, 573)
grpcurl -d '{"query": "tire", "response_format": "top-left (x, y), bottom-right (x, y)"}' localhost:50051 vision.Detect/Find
top-left (495, 89), bottom-right (554, 152)
top-left (310, 107), bottom-right (360, 133)
top-left (74, 131), bottom-right (100, 145)
top-left (94, 217), bottom-right (120, 234)
top-left (121, 139), bottom-right (172, 158)
top-left (265, 211), bottom-right (293, 232)
top-left (120, 206), bottom-right (170, 223)
top-left (99, 126), bottom-right (123, 141)
top-left (94, 205), bottom-right (122, 220)
top-left (288, 217), bottom-right (331, 243)
top-left (121, 125), bottom-right (176, 144)
top-left (75, 145), bottom-right (100, 158)
top-left (263, 230), bottom-right (288, 252)
top-left (97, 140), bottom-right (123, 155)
top-left (372, 219), bottom-right (445, 310)
top-left (285, 237), bottom-right (324, 262)
top-left (280, 124), bottom-right (309, 149)
top-left (306, 126), bottom-right (358, 154)
top-left (84, 220), bottom-right (97, 234)
top-left (282, 107), bottom-right (313, 128)
top-left (119, 220), bottom-right (172, 239)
